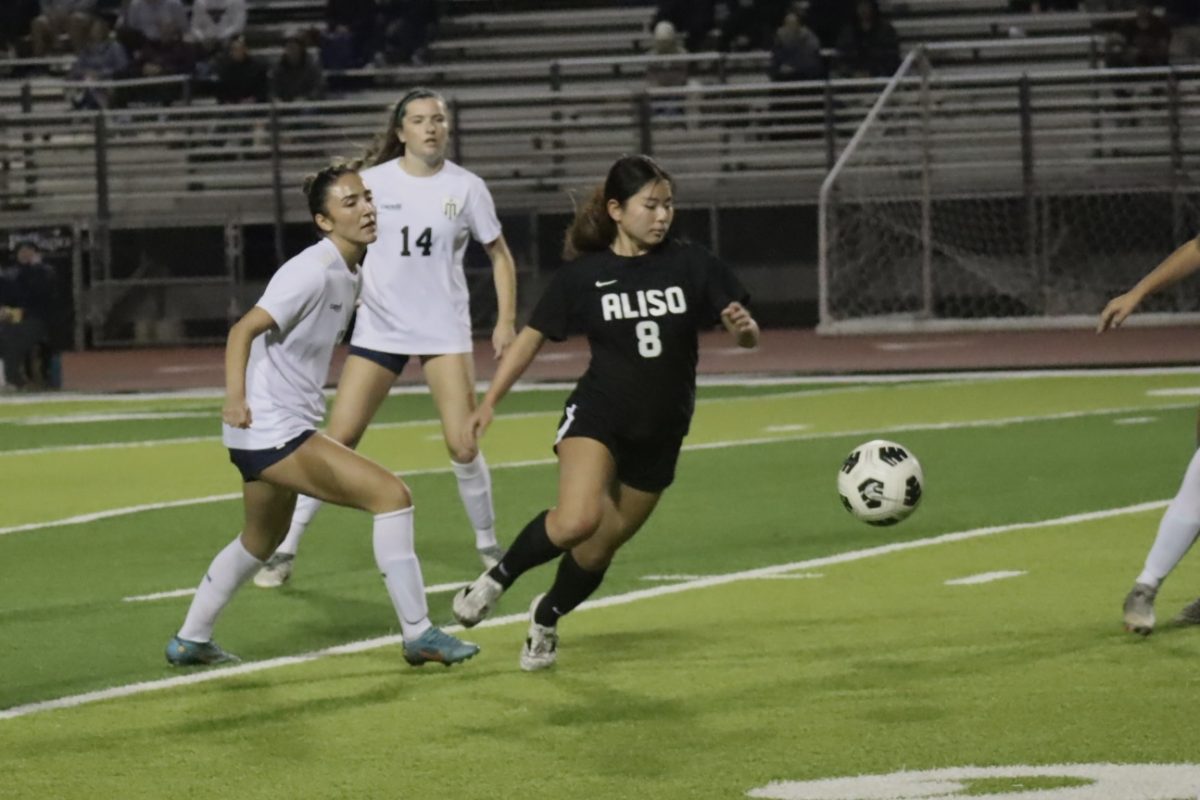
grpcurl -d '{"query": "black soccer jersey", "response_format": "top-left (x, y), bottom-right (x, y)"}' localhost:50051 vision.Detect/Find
top-left (528, 239), bottom-right (750, 439)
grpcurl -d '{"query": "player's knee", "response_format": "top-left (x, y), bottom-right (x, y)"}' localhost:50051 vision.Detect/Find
top-left (447, 440), bottom-right (478, 464)
top-left (372, 478), bottom-right (412, 514)
top-left (548, 507), bottom-right (602, 547)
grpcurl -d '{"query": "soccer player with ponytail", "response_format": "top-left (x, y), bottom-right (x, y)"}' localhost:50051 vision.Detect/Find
top-left (166, 163), bottom-right (479, 668)
top-left (452, 155), bottom-right (759, 670)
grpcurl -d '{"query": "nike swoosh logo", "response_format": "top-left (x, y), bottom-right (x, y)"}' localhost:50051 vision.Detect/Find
top-left (594, 280), bottom-right (617, 287)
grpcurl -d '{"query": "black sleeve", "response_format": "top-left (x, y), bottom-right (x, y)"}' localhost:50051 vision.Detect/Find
top-left (697, 247), bottom-right (750, 326)
top-left (527, 267), bottom-right (575, 342)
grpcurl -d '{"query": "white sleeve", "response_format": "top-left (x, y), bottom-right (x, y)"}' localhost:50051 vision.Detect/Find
top-left (465, 176), bottom-right (502, 245)
top-left (190, 0), bottom-right (214, 39)
top-left (255, 262), bottom-right (321, 337)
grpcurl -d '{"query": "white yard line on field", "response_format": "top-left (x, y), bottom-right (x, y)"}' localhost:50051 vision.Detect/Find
top-left (0, 499), bottom-right (1168, 721)
top-left (2, 402), bottom-right (1194, 538)
top-left (121, 579), bottom-right (469, 604)
top-left (944, 570), bottom-right (1028, 586)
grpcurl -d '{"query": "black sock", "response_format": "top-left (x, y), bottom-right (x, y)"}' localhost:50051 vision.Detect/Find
top-left (488, 510), bottom-right (561, 589)
top-left (534, 552), bottom-right (607, 627)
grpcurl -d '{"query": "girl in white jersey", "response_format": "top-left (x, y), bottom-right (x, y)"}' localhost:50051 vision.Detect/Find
top-left (254, 88), bottom-right (518, 588)
top-left (165, 164), bottom-right (479, 668)
top-left (1100, 236), bottom-right (1200, 635)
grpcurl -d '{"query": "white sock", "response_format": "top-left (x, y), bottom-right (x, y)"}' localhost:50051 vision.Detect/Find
top-left (275, 494), bottom-right (323, 556)
top-left (451, 452), bottom-right (497, 549)
top-left (1137, 448), bottom-right (1200, 588)
top-left (177, 535), bottom-right (264, 642)
top-left (372, 507), bottom-right (432, 641)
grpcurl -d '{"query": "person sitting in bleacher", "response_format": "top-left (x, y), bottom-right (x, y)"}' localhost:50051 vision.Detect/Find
top-left (770, 9), bottom-right (825, 82)
top-left (67, 15), bottom-right (128, 108)
top-left (190, 0), bottom-right (246, 57)
top-left (213, 34), bottom-right (268, 104)
top-left (31, 0), bottom-right (95, 57)
top-left (271, 32), bottom-right (324, 102)
top-left (834, 0), bottom-right (900, 78)
top-left (1166, 0), bottom-right (1200, 64)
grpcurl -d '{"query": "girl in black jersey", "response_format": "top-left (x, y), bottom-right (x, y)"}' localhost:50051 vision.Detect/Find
top-left (451, 155), bottom-right (759, 670)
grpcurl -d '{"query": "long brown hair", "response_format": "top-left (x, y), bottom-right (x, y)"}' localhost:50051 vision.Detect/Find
top-left (563, 155), bottom-right (672, 261)
top-left (362, 87), bottom-right (445, 166)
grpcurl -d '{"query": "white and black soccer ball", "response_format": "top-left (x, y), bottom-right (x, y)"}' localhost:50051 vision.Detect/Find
top-left (837, 439), bottom-right (924, 526)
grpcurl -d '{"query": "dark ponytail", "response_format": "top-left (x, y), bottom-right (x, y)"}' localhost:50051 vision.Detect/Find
top-left (303, 161), bottom-right (359, 221)
top-left (363, 87), bottom-right (445, 166)
top-left (562, 154), bottom-right (672, 261)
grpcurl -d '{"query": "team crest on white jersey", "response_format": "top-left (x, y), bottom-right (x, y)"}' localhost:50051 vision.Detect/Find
top-left (443, 196), bottom-right (459, 219)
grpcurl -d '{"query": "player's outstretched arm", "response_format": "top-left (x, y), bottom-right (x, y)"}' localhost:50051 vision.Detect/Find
top-left (464, 325), bottom-right (546, 447)
top-left (223, 306), bottom-right (277, 428)
top-left (1099, 238), bottom-right (1200, 333)
top-left (721, 301), bottom-right (759, 348)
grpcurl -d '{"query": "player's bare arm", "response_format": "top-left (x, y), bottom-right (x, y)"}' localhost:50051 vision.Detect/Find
top-left (1098, 238), bottom-right (1200, 333)
top-left (465, 326), bottom-right (546, 446)
top-left (223, 306), bottom-right (278, 428)
top-left (485, 234), bottom-right (518, 359)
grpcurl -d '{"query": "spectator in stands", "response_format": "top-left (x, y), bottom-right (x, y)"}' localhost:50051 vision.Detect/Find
top-left (1, 0), bottom-right (42, 57)
top-left (213, 34), bottom-right (267, 104)
top-left (120, 0), bottom-right (188, 52)
top-left (0, 241), bottom-right (56, 392)
top-left (770, 10), bottom-right (824, 81)
top-left (1166, 0), bottom-right (1200, 64)
top-left (834, 0), bottom-right (901, 78)
top-left (647, 19), bottom-right (689, 90)
top-left (190, 0), bottom-right (246, 56)
top-left (68, 15), bottom-right (129, 108)
top-left (271, 32), bottom-right (324, 102)
top-left (30, 0), bottom-right (95, 57)
top-left (1106, 0), bottom-right (1170, 67)
top-left (126, 18), bottom-right (193, 104)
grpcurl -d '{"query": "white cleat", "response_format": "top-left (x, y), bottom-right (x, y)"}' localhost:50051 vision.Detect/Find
top-left (477, 544), bottom-right (504, 570)
top-left (452, 570), bottom-right (505, 628)
top-left (253, 552), bottom-right (295, 588)
top-left (520, 594), bottom-right (558, 672)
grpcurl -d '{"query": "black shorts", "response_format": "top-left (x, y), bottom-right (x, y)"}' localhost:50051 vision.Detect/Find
top-left (228, 429), bottom-right (316, 483)
top-left (553, 402), bottom-right (684, 493)
top-left (348, 345), bottom-right (411, 375)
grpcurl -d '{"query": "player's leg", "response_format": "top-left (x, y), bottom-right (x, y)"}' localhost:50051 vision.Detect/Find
top-left (167, 480), bottom-right (298, 666)
top-left (453, 437), bottom-right (614, 627)
top-left (263, 434), bottom-right (478, 665)
top-left (1123, 439), bottom-right (1200, 634)
top-left (421, 352), bottom-right (501, 566)
top-left (257, 354), bottom-right (399, 586)
top-left (521, 483), bottom-right (662, 671)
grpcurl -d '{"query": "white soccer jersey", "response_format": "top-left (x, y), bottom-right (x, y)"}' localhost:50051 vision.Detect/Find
top-left (223, 237), bottom-right (360, 451)
top-left (351, 159), bottom-right (503, 355)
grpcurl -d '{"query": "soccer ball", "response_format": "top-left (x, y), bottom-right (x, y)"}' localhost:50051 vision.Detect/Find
top-left (837, 439), bottom-right (924, 526)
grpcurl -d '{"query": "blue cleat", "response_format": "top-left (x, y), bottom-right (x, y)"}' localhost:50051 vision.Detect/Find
top-left (165, 635), bottom-right (240, 666)
top-left (402, 626), bottom-right (480, 667)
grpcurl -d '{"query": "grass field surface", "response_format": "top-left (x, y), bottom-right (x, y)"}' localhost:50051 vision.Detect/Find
top-left (3, 370), bottom-right (1200, 799)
